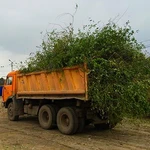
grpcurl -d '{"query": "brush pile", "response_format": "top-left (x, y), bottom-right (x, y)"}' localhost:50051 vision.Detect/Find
top-left (20, 21), bottom-right (150, 123)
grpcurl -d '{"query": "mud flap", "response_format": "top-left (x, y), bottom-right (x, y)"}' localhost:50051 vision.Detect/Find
top-left (12, 97), bottom-right (24, 116)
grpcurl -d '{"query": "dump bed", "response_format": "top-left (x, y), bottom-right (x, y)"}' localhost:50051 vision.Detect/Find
top-left (16, 65), bottom-right (88, 100)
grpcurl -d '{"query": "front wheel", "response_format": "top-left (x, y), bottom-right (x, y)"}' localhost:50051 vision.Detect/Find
top-left (7, 102), bottom-right (19, 121)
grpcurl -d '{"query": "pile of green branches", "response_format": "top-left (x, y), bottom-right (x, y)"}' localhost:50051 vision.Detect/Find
top-left (20, 21), bottom-right (150, 123)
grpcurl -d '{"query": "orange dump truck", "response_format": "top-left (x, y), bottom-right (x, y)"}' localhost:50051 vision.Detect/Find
top-left (2, 65), bottom-right (110, 134)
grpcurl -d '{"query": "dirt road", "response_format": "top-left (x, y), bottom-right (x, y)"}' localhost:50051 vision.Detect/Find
top-left (0, 97), bottom-right (150, 150)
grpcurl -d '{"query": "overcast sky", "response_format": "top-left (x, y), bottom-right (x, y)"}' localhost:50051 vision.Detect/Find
top-left (0, 0), bottom-right (150, 77)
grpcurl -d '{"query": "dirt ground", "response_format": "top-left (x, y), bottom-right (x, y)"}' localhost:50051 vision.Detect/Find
top-left (0, 97), bottom-right (150, 150)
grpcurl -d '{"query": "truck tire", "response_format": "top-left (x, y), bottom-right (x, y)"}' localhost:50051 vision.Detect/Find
top-left (7, 102), bottom-right (19, 121)
top-left (77, 117), bottom-right (85, 133)
top-left (94, 122), bottom-right (116, 130)
top-left (57, 107), bottom-right (78, 135)
top-left (38, 105), bottom-right (56, 130)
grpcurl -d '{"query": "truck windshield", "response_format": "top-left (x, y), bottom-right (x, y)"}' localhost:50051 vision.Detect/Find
top-left (6, 77), bottom-right (13, 85)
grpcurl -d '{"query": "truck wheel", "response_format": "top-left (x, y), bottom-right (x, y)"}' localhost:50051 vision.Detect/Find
top-left (77, 117), bottom-right (85, 133)
top-left (57, 107), bottom-right (78, 135)
top-left (94, 123), bottom-right (116, 130)
top-left (7, 102), bottom-right (19, 121)
top-left (38, 105), bottom-right (56, 130)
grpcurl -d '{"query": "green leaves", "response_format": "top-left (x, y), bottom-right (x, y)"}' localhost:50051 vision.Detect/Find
top-left (19, 21), bottom-right (150, 122)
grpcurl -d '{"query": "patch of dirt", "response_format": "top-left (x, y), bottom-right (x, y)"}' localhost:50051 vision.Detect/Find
top-left (0, 97), bottom-right (150, 150)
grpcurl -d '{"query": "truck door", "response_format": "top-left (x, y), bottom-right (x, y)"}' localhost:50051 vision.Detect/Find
top-left (2, 76), bottom-right (13, 102)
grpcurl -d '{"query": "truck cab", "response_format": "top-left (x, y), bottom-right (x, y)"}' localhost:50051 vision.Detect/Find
top-left (2, 71), bottom-right (17, 106)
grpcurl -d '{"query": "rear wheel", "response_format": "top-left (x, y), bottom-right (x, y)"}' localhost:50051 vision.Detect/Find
top-left (7, 102), bottom-right (19, 121)
top-left (57, 107), bottom-right (78, 135)
top-left (38, 105), bottom-right (56, 130)
top-left (77, 117), bottom-right (85, 133)
top-left (94, 122), bottom-right (117, 130)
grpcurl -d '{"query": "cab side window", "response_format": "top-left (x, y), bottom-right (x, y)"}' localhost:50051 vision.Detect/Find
top-left (6, 77), bottom-right (13, 85)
